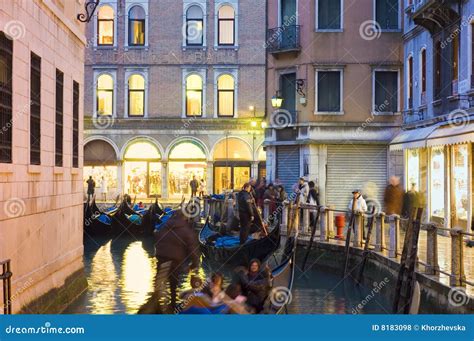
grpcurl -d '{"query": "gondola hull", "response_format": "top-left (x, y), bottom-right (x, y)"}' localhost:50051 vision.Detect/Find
top-left (199, 220), bottom-right (281, 266)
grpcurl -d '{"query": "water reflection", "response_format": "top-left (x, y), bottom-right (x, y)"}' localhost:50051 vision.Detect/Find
top-left (66, 236), bottom-right (390, 314)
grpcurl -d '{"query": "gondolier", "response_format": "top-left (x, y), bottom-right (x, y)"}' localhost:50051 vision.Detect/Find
top-left (237, 183), bottom-right (256, 244)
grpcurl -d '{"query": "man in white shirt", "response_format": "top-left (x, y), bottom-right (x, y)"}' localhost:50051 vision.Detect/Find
top-left (348, 189), bottom-right (367, 213)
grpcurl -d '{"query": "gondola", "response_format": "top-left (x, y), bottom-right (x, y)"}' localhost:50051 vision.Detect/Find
top-left (83, 198), bottom-right (117, 236)
top-left (199, 218), bottom-right (281, 266)
top-left (111, 198), bottom-right (165, 236)
top-left (181, 234), bottom-right (297, 314)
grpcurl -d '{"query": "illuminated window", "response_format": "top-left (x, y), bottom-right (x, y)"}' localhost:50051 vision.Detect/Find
top-left (124, 141), bottom-right (161, 160)
top-left (186, 5), bottom-right (204, 46)
top-left (97, 5), bottom-right (114, 46)
top-left (453, 145), bottom-right (468, 221)
top-left (406, 149), bottom-right (419, 191)
top-left (430, 147), bottom-right (445, 218)
top-left (218, 5), bottom-right (235, 46)
top-left (128, 6), bottom-right (145, 46)
top-left (128, 74), bottom-right (145, 116)
top-left (186, 74), bottom-right (203, 116)
top-left (213, 138), bottom-right (252, 161)
top-left (97, 74), bottom-right (114, 116)
top-left (217, 74), bottom-right (234, 117)
top-left (169, 142), bottom-right (206, 160)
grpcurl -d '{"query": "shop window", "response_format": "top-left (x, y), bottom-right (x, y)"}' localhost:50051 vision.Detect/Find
top-left (0, 32), bottom-right (13, 163)
top-left (217, 74), bottom-right (235, 117)
top-left (97, 5), bottom-right (115, 46)
top-left (84, 166), bottom-right (119, 198)
top-left (406, 149), bottom-right (420, 191)
top-left (375, 0), bottom-right (399, 30)
top-left (97, 74), bottom-right (114, 116)
top-left (218, 5), bottom-right (235, 46)
top-left (186, 5), bottom-right (204, 46)
top-left (316, 0), bottom-right (342, 30)
top-left (430, 147), bottom-right (445, 218)
top-left (30, 52), bottom-right (41, 165)
top-left (213, 138), bottom-right (252, 161)
top-left (128, 5), bottom-right (146, 46)
top-left (128, 74), bottom-right (145, 117)
top-left (186, 74), bottom-right (203, 116)
top-left (452, 145), bottom-right (468, 224)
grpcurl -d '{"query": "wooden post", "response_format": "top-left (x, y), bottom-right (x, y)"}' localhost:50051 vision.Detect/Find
top-left (388, 215), bottom-right (399, 258)
top-left (450, 228), bottom-right (466, 287)
top-left (263, 199), bottom-right (270, 221)
top-left (425, 223), bottom-right (439, 276)
top-left (375, 212), bottom-right (385, 252)
top-left (281, 201), bottom-right (289, 234)
top-left (327, 205), bottom-right (334, 238)
top-left (320, 206), bottom-right (327, 241)
top-left (353, 212), bottom-right (363, 248)
top-left (302, 205), bottom-right (310, 235)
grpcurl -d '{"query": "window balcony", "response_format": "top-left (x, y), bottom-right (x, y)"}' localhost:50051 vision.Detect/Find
top-left (403, 108), bottom-right (426, 124)
top-left (266, 25), bottom-right (301, 55)
top-left (412, 0), bottom-right (460, 34)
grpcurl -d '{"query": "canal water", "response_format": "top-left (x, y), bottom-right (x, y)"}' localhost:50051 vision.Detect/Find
top-left (65, 235), bottom-right (391, 314)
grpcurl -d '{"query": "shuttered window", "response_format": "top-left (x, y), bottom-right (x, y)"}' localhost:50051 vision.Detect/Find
top-left (30, 52), bottom-right (41, 165)
top-left (317, 0), bottom-right (341, 30)
top-left (55, 69), bottom-right (64, 167)
top-left (73, 81), bottom-right (79, 168)
top-left (317, 70), bottom-right (342, 112)
top-left (375, 0), bottom-right (399, 30)
top-left (374, 71), bottom-right (398, 113)
top-left (0, 32), bottom-right (13, 163)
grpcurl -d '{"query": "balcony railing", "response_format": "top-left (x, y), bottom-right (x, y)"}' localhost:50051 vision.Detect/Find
top-left (266, 25), bottom-right (301, 54)
top-left (403, 108), bottom-right (426, 124)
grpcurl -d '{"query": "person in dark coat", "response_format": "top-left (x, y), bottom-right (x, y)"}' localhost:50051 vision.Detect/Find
top-left (263, 183), bottom-right (278, 218)
top-left (86, 176), bottom-right (95, 202)
top-left (234, 259), bottom-right (272, 313)
top-left (153, 209), bottom-right (200, 309)
top-left (384, 176), bottom-right (404, 216)
top-left (402, 183), bottom-right (423, 219)
top-left (189, 176), bottom-right (199, 197)
top-left (237, 183), bottom-right (256, 244)
top-left (307, 181), bottom-right (320, 227)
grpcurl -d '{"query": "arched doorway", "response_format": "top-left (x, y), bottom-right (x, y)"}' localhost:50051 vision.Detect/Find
top-left (213, 137), bottom-right (252, 193)
top-left (123, 141), bottom-right (162, 198)
top-left (168, 141), bottom-right (207, 198)
top-left (84, 139), bottom-right (119, 198)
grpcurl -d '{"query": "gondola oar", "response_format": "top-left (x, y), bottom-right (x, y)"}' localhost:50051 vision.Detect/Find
top-left (301, 206), bottom-right (320, 272)
top-left (342, 211), bottom-right (356, 277)
top-left (356, 206), bottom-right (376, 284)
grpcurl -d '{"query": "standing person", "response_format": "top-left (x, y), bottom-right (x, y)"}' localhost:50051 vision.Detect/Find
top-left (237, 183), bottom-right (255, 244)
top-left (86, 176), bottom-right (96, 202)
top-left (249, 177), bottom-right (257, 199)
top-left (263, 183), bottom-right (278, 219)
top-left (384, 176), bottom-right (404, 216)
top-left (297, 177), bottom-right (309, 203)
top-left (256, 178), bottom-right (266, 209)
top-left (189, 175), bottom-right (199, 198)
top-left (402, 183), bottom-right (422, 219)
top-left (307, 181), bottom-right (320, 227)
top-left (100, 176), bottom-right (108, 202)
top-left (348, 189), bottom-right (368, 213)
top-left (198, 178), bottom-right (206, 197)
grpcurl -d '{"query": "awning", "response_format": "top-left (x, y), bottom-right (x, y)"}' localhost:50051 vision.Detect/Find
top-left (389, 124), bottom-right (439, 151)
top-left (426, 122), bottom-right (474, 147)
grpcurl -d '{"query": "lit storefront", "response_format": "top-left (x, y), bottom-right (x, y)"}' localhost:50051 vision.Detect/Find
top-left (168, 141), bottom-right (207, 198)
top-left (123, 141), bottom-right (162, 198)
top-left (84, 140), bottom-right (119, 198)
top-left (213, 138), bottom-right (252, 193)
top-left (429, 146), bottom-right (445, 220)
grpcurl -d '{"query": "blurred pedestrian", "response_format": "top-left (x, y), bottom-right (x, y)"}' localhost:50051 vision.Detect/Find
top-left (384, 176), bottom-right (404, 215)
top-left (100, 176), bottom-right (108, 202)
top-left (402, 183), bottom-right (423, 219)
top-left (86, 176), bottom-right (95, 202)
top-left (190, 176), bottom-right (199, 198)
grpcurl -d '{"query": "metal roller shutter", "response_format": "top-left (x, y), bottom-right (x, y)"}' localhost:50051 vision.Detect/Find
top-left (276, 145), bottom-right (300, 193)
top-left (326, 144), bottom-right (388, 210)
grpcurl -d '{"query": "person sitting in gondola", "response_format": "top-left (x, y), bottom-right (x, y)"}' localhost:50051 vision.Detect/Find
top-left (237, 183), bottom-right (258, 244)
top-left (234, 259), bottom-right (273, 313)
top-left (201, 273), bottom-right (225, 304)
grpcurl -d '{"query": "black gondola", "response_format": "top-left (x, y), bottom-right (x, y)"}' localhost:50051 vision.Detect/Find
top-left (83, 198), bottom-right (117, 236)
top-left (199, 218), bottom-right (281, 266)
top-left (110, 199), bottom-right (164, 237)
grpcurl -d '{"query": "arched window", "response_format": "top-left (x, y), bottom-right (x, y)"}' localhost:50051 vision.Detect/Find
top-left (97, 5), bottom-right (114, 46)
top-left (186, 74), bottom-right (203, 116)
top-left (217, 74), bottom-right (234, 117)
top-left (169, 142), bottom-right (206, 160)
top-left (186, 5), bottom-right (204, 46)
top-left (407, 55), bottom-right (413, 108)
top-left (218, 5), bottom-right (235, 46)
top-left (128, 6), bottom-right (145, 46)
top-left (128, 74), bottom-right (145, 116)
top-left (124, 141), bottom-right (161, 160)
top-left (97, 74), bottom-right (113, 116)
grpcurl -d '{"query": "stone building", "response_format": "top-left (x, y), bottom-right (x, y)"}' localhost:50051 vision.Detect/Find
top-left (265, 0), bottom-right (403, 210)
top-left (83, 0), bottom-right (267, 200)
top-left (0, 0), bottom-right (85, 312)
top-left (390, 0), bottom-right (474, 230)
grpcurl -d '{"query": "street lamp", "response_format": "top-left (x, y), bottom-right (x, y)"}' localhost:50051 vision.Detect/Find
top-left (77, 0), bottom-right (100, 22)
top-left (271, 91), bottom-right (283, 109)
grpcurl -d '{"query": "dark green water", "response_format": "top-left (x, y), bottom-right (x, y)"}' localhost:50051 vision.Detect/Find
top-left (65, 235), bottom-right (391, 314)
